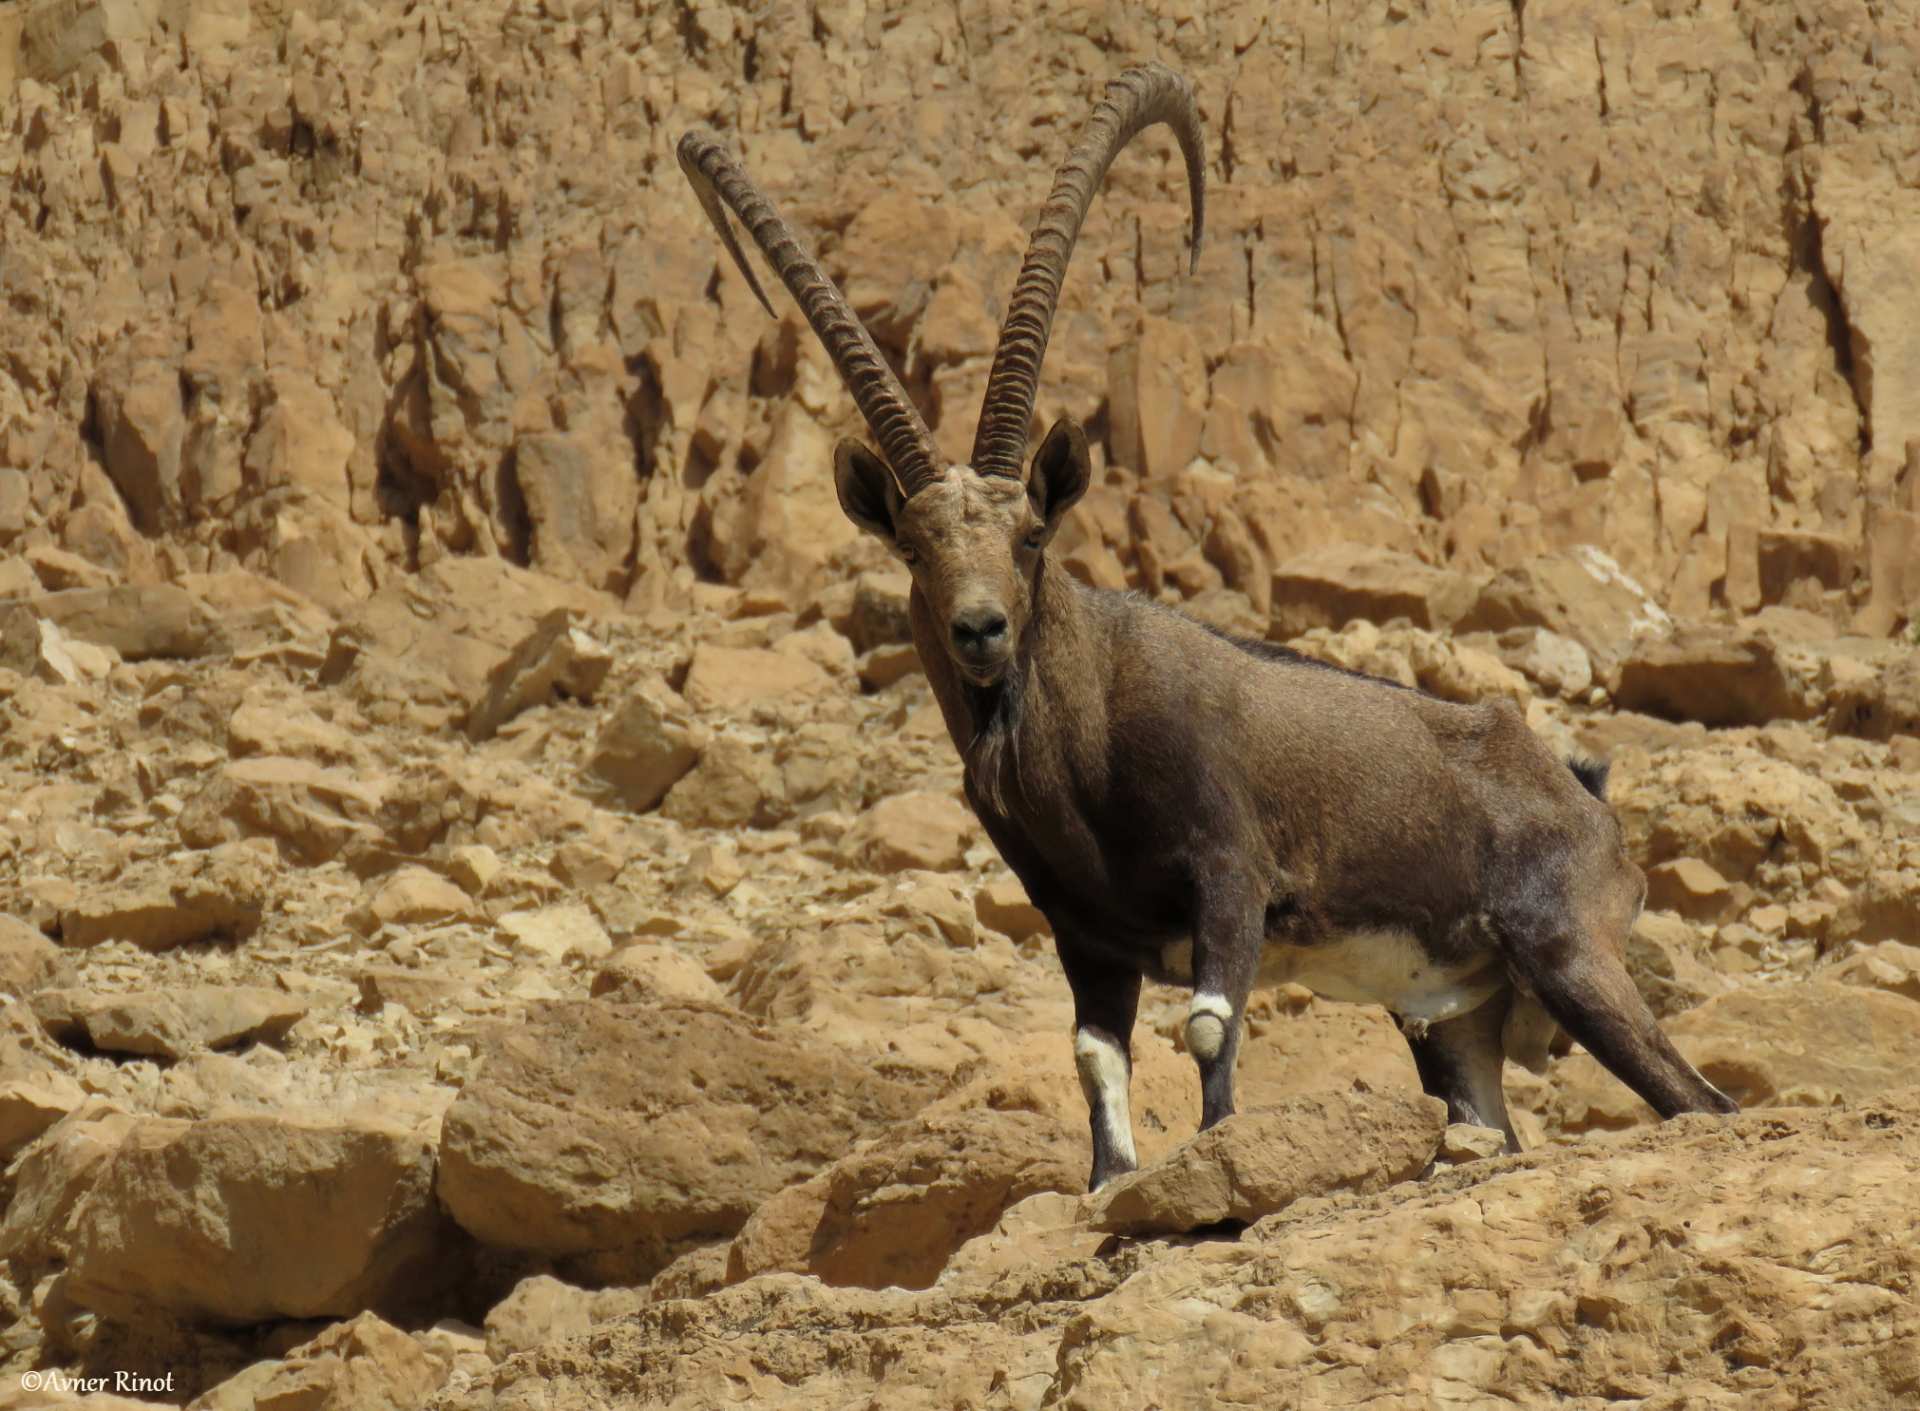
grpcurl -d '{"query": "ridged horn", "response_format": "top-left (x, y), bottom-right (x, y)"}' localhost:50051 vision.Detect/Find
top-left (677, 130), bottom-right (943, 494)
top-left (971, 62), bottom-right (1206, 480)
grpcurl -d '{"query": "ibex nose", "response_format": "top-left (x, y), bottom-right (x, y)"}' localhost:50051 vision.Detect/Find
top-left (950, 606), bottom-right (1009, 660)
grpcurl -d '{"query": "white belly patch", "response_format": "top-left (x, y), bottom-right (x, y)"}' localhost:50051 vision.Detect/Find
top-left (1160, 930), bottom-right (1501, 1024)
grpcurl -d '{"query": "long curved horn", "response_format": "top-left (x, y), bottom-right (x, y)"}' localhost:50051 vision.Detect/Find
top-left (971, 63), bottom-right (1206, 480)
top-left (677, 131), bottom-right (943, 494)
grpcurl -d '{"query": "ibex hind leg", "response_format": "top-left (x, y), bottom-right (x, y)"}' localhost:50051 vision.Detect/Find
top-left (1510, 930), bottom-right (1738, 1120)
top-left (1402, 990), bottom-right (1520, 1152)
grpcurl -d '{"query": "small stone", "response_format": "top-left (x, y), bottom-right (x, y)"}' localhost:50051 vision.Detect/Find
top-left (975, 877), bottom-right (1050, 943)
top-left (499, 904), bottom-right (613, 964)
top-left (1437, 1123), bottom-right (1508, 1163)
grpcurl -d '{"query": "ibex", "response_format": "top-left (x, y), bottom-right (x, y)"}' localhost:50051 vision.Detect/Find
top-left (679, 64), bottom-right (1737, 1191)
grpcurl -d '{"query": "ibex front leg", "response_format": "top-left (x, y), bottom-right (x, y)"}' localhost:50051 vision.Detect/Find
top-left (1059, 939), bottom-right (1141, 1192)
top-left (1187, 870), bottom-right (1262, 1130)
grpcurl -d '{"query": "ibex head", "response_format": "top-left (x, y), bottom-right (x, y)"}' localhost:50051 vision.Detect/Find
top-left (679, 64), bottom-right (1204, 687)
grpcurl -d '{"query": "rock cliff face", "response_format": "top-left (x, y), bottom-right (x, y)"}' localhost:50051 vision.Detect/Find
top-left (2, 1), bottom-right (1920, 1408)
top-left (5, 0), bottom-right (1920, 626)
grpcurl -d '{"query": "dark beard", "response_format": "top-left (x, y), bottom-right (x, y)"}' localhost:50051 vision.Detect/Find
top-left (962, 651), bottom-right (1028, 821)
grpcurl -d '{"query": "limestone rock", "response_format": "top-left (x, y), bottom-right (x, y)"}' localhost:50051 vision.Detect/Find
top-left (192, 1311), bottom-right (451, 1411)
top-left (1828, 941), bottom-right (1920, 1004)
top-left (1829, 652), bottom-right (1920, 742)
top-left (176, 757), bottom-right (384, 865)
top-left (583, 681), bottom-right (706, 813)
top-left (1457, 549), bottom-right (1671, 682)
top-left (465, 610), bottom-right (612, 742)
top-left (725, 1078), bottom-right (1084, 1290)
top-left (497, 904), bottom-right (612, 965)
top-left (974, 875), bottom-right (1050, 943)
top-left (847, 790), bottom-right (976, 873)
top-left (0, 914), bottom-right (70, 997)
top-left (1268, 544), bottom-right (1475, 639)
top-left (589, 945), bottom-right (727, 1006)
top-left (31, 986), bottom-right (306, 1061)
top-left (17, 585), bottom-right (227, 660)
top-left (1614, 622), bottom-right (1823, 726)
top-left (60, 1111), bottom-right (451, 1325)
top-left (1088, 1087), bottom-right (1448, 1235)
top-left (351, 868), bottom-right (475, 935)
top-left (437, 1002), bottom-right (928, 1261)
top-left (680, 643), bottom-right (837, 716)
top-left (57, 844), bottom-right (269, 950)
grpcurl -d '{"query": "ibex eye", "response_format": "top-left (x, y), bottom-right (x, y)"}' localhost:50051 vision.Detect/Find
top-left (1024, 530), bottom-right (1045, 550)
top-left (898, 545), bottom-right (919, 565)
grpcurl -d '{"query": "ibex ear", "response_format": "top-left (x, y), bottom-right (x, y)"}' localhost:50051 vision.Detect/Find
top-left (834, 439), bottom-right (904, 542)
top-left (1028, 416), bottom-right (1091, 535)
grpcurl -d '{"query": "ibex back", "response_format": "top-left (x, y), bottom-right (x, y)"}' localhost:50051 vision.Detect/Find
top-left (679, 64), bottom-right (1737, 1191)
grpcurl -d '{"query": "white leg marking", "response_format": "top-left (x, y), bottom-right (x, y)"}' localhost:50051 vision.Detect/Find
top-left (1073, 1028), bottom-right (1137, 1168)
top-left (1186, 991), bottom-right (1233, 1063)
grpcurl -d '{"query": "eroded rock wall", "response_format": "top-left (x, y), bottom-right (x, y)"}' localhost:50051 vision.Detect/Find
top-left (5, 0), bottom-right (1920, 632)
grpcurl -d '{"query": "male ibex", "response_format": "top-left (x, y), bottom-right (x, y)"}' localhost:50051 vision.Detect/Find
top-left (679, 64), bottom-right (1737, 1190)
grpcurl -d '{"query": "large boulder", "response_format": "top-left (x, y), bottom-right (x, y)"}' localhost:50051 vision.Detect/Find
top-left (1268, 544), bottom-right (1475, 639)
top-left (35, 1111), bottom-right (452, 1326)
top-left (1087, 1087), bottom-right (1448, 1236)
top-left (437, 1002), bottom-right (931, 1264)
top-left (725, 1078), bottom-right (1083, 1291)
top-left (1456, 548), bottom-right (1671, 682)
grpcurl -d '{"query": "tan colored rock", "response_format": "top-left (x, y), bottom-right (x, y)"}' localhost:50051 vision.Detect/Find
top-left (590, 945), bottom-right (727, 1006)
top-left (0, 1072), bottom-right (88, 1163)
top-left (465, 610), bottom-right (612, 742)
top-left (31, 986), bottom-right (306, 1061)
top-left (227, 699), bottom-right (363, 765)
top-left (726, 1077), bottom-right (1084, 1290)
top-left (847, 568), bottom-right (913, 652)
top-left (192, 1311), bottom-right (451, 1411)
top-left (1483, 626), bottom-right (1594, 700)
top-left (1268, 544), bottom-right (1475, 638)
top-left (447, 844), bottom-right (504, 897)
top-left (57, 843), bottom-right (268, 950)
top-left (584, 680), bottom-right (707, 812)
top-left (498, 904), bottom-right (612, 964)
top-left (1436, 1123), bottom-right (1508, 1164)
top-left (19, 584), bottom-right (227, 660)
top-left (176, 757), bottom-right (384, 865)
top-left (438, 1002), bottom-right (928, 1260)
top-left (848, 790), bottom-right (975, 873)
top-left (660, 734), bottom-right (781, 828)
top-left (1625, 912), bottom-right (1731, 1019)
top-left (357, 967), bottom-right (469, 1018)
top-left (1457, 548), bottom-right (1671, 682)
top-left (0, 913), bottom-right (70, 997)
top-left (975, 875), bottom-right (1050, 943)
top-left (57, 1111), bottom-right (450, 1325)
top-left (1644, 856), bottom-right (1738, 922)
top-left (680, 643), bottom-right (836, 715)
top-left (1614, 622), bottom-right (1823, 726)
top-left (1828, 941), bottom-right (1920, 1004)
top-left (1087, 1087), bottom-right (1448, 1236)
top-left (937, 1190), bottom-right (1107, 1290)
top-left (1829, 651), bottom-right (1920, 742)
top-left (1549, 983), bottom-right (1920, 1133)
top-left (482, 1273), bottom-right (646, 1362)
top-left (352, 867), bottom-right (474, 935)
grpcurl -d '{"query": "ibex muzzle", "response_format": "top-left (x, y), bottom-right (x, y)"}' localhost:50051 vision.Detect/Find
top-left (680, 65), bottom-right (1736, 1195)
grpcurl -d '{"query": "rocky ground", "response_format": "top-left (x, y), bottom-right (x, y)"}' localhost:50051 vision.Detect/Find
top-left (3, 0), bottom-right (1920, 1407)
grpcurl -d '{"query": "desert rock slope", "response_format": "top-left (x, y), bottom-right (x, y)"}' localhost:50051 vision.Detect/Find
top-left (1, 0), bottom-right (1919, 1406)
